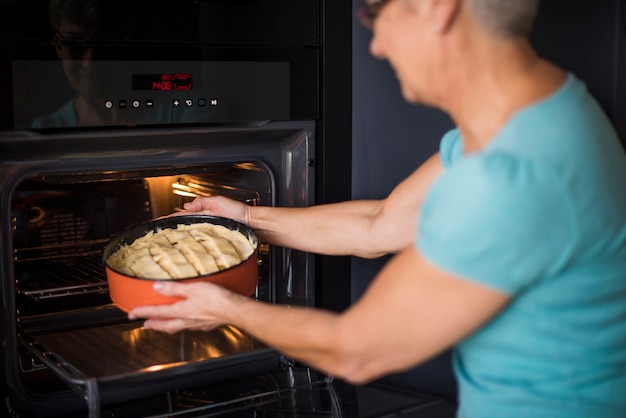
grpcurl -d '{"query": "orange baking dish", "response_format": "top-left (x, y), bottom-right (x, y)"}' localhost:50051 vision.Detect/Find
top-left (102, 215), bottom-right (259, 313)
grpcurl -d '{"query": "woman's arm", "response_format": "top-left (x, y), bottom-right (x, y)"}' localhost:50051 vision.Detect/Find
top-left (184, 152), bottom-right (444, 258)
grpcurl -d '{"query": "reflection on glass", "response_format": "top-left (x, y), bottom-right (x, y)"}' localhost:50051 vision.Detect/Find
top-left (31, 0), bottom-right (130, 128)
top-left (31, 0), bottom-right (206, 129)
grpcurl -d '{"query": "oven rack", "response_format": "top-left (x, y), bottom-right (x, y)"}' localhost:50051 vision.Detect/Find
top-left (172, 177), bottom-right (261, 207)
top-left (15, 251), bottom-right (109, 301)
top-left (18, 320), bottom-right (279, 418)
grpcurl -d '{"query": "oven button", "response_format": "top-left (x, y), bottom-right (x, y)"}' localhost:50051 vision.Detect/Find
top-left (198, 98), bottom-right (206, 106)
top-left (185, 99), bottom-right (193, 107)
top-left (132, 100), bottom-right (141, 108)
top-left (173, 99), bottom-right (180, 107)
top-left (119, 100), bottom-right (127, 109)
top-left (105, 100), bottom-right (113, 109)
top-left (146, 99), bottom-right (154, 108)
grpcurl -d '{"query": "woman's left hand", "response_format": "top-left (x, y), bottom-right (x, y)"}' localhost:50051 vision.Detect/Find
top-left (128, 281), bottom-right (239, 334)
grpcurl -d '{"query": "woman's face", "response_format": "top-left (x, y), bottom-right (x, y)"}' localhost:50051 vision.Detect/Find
top-left (54, 20), bottom-right (108, 98)
top-left (367, 0), bottom-right (438, 105)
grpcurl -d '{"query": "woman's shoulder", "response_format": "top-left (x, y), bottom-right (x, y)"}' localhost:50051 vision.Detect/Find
top-left (419, 151), bottom-right (577, 293)
top-left (443, 148), bottom-right (564, 195)
top-left (31, 100), bottom-right (76, 129)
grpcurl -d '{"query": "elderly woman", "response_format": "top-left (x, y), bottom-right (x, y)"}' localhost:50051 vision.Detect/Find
top-left (130, 0), bottom-right (626, 416)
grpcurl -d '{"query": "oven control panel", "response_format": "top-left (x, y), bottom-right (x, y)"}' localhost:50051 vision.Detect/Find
top-left (12, 60), bottom-right (290, 129)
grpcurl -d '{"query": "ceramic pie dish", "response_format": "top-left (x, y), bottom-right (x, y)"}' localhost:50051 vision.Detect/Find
top-left (102, 215), bottom-right (259, 313)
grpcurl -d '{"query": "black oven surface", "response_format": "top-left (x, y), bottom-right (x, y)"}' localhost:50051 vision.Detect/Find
top-left (54, 368), bottom-right (454, 418)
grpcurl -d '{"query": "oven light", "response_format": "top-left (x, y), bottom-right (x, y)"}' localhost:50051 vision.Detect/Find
top-left (222, 325), bottom-right (245, 342)
top-left (144, 364), bottom-right (168, 372)
top-left (141, 363), bottom-right (186, 372)
top-left (172, 190), bottom-right (198, 198)
top-left (185, 181), bottom-right (202, 189)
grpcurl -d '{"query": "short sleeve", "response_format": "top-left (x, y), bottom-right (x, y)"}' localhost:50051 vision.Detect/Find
top-left (417, 152), bottom-right (576, 295)
top-left (439, 129), bottom-right (463, 167)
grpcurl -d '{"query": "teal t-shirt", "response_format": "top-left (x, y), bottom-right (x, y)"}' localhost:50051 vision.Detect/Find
top-left (417, 74), bottom-right (626, 417)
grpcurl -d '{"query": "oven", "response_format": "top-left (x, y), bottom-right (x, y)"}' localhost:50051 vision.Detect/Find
top-left (1, 1), bottom-right (455, 417)
top-left (2, 122), bottom-right (325, 416)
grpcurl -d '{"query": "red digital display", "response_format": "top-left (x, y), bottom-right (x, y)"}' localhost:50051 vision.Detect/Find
top-left (132, 73), bottom-right (193, 91)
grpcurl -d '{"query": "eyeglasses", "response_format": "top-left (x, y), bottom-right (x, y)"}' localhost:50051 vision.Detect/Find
top-left (52, 34), bottom-right (95, 58)
top-left (356, 0), bottom-right (394, 30)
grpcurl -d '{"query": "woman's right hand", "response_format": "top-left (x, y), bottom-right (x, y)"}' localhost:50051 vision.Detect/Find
top-left (181, 196), bottom-right (251, 225)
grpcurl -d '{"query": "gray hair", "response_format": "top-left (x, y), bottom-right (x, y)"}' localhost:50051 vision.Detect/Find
top-left (466, 0), bottom-right (542, 37)
top-left (48, 0), bottom-right (131, 39)
top-left (48, 0), bottom-right (102, 29)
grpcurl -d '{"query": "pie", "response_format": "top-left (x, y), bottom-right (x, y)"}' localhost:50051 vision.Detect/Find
top-left (106, 223), bottom-right (256, 279)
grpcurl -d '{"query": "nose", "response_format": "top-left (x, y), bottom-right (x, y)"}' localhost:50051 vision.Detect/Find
top-left (82, 46), bottom-right (94, 60)
top-left (80, 47), bottom-right (95, 68)
top-left (76, 48), bottom-right (94, 72)
top-left (369, 32), bottom-right (384, 59)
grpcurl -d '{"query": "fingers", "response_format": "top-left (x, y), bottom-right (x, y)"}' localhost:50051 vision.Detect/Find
top-left (128, 281), bottom-right (223, 321)
top-left (181, 196), bottom-right (249, 225)
top-left (128, 302), bottom-right (180, 320)
top-left (127, 282), bottom-right (187, 320)
top-left (152, 280), bottom-right (190, 297)
top-left (155, 281), bottom-right (222, 299)
top-left (126, 279), bottom-right (233, 335)
top-left (183, 197), bottom-right (207, 212)
top-left (142, 317), bottom-right (219, 334)
top-left (143, 318), bottom-right (187, 333)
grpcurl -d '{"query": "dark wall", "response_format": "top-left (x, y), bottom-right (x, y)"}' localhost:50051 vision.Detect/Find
top-left (351, 1), bottom-right (456, 402)
top-left (350, 0), bottom-right (625, 404)
top-left (531, 0), bottom-right (626, 148)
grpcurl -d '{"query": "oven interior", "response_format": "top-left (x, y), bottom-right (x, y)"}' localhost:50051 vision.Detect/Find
top-left (1, 124), bottom-right (322, 416)
top-left (13, 164), bottom-right (271, 316)
top-left (11, 163), bottom-right (283, 411)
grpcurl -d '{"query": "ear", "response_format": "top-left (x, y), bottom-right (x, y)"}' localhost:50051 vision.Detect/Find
top-left (424, 0), bottom-right (461, 34)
